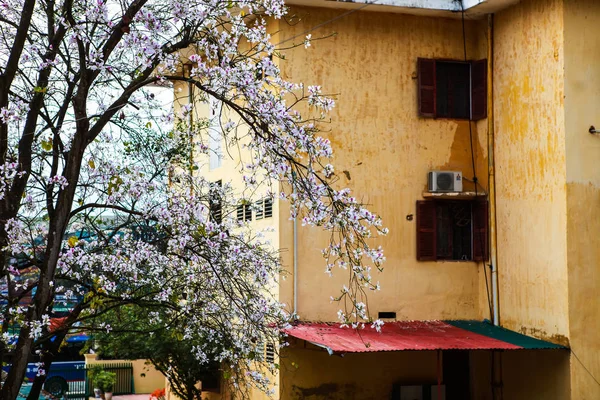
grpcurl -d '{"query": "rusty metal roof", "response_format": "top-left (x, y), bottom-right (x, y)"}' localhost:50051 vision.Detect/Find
top-left (283, 320), bottom-right (566, 354)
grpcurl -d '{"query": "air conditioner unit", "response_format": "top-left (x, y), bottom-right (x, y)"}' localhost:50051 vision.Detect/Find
top-left (398, 384), bottom-right (446, 400)
top-left (428, 171), bottom-right (463, 193)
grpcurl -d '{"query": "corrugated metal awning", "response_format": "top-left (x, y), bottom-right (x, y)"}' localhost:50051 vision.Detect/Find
top-left (283, 320), bottom-right (566, 354)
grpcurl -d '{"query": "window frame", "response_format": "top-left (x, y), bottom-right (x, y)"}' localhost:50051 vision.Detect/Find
top-left (417, 58), bottom-right (487, 121)
top-left (254, 198), bottom-right (274, 220)
top-left (416, 199), bottom-right (489, 262)
top-left (236, 203), bottom-right (252, 223)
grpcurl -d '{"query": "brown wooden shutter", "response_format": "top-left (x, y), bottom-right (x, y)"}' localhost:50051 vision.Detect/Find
top-left (418, 58), bottom-right (436, 117)
top-left (471, 59), bottom-right (487, 120)
top-left (472, 200), bottom-right (489, 261)
top-left (416, 200), bottom-right (436, 261)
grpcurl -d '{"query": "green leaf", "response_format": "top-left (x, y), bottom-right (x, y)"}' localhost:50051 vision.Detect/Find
top-left (41, 139), bottom-right (53, 151)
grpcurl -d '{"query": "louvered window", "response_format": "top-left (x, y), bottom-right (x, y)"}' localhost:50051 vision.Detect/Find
top-left (416, 200), bottom-right (488, 261)
top-left (236, 204), bottom-right (252, 222)
top-left (209, 181), bottom-right (222, 224)
top-left (418, 58), bottom-right (487, 120)
top-left (255, 198), bottom-right (273, 220)
top-left (255, 200), bottom-right (264, 220)
top-left (264, 198), bottom-right (273, 218)
top-left (265, 343), bottom-right (275, 364)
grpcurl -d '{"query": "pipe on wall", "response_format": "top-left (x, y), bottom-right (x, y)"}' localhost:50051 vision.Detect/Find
top-left (293, 208), bottom-right (298, 315)
top-left (291, 171), bottom-right (298, 316)
top-left (487, 14), bottom-right (500, 327)
top-left (488, 16), bottom-right (504, 400)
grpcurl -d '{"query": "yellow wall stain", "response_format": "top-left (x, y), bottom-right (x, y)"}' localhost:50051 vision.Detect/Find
top-left (278, 7), bottom-right (489, 323)
top-left (493, 0), bottom-right (569, 343)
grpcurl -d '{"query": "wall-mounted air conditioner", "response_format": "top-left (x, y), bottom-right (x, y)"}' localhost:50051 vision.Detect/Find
top-left (428, 171), bottom-right (463, 193)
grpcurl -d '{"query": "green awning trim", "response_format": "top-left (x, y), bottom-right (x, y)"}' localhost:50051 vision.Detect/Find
top-left (446, 320), bottom-right (567, 350)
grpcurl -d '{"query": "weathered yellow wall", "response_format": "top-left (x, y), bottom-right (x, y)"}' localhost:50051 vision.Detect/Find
top-left (493, 0), bottom-right (570, 344)
top-left (280, 341), bottom-right (438, 400)
top-left (564, 0), bottom-right (600, 398)
top-left (278, 7), bottom-right (489, 323)
top-left (84, 354), bottom-right (165, 394)
top-left (470, 350), bottom-right (571, 400)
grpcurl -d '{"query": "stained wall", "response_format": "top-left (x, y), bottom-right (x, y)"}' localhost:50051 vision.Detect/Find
top-left (277, 6), bottom-right (489, 324)
top-left (564, 0), bottom-right (600, 398)
top-left (493, 0), bottom-right (569, 343)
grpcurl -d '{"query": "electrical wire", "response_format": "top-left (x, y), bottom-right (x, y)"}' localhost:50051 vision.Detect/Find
top-left (572, 349), bottom-right (600, 389)
top-left (460, 5), bottom-right (494, 322)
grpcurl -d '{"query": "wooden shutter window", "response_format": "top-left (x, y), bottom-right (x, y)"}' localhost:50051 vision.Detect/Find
top-left (416, 200), bottom-right (437, 261)
top-left (418, 58), bottom-right (436, 117)
top-left (470, 59), bottom-right (487, 121)
top-left (472, 200), bottom-right (489, 261)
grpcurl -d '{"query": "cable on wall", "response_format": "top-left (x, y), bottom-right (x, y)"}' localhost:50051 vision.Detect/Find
top-left (460, 5), bottom-right (494, 322)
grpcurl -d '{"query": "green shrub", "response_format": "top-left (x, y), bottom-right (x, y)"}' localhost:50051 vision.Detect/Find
top-left (91, 369), bottom-right (117, 393)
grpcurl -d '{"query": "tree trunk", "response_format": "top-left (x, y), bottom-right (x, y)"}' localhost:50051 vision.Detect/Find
top-left (26, 354), bottom-right (53, 400)
top-left (1, 327), bottom-right (35, 400)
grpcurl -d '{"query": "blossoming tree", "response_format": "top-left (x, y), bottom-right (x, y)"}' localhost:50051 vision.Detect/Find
top-left (0, 0), bottom-right (387, 398)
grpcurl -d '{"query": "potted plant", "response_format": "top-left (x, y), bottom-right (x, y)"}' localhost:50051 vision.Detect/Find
top-left (87, 365), bottom-right (104, 399)
top-left (96, 370), bottom-right (117, 400)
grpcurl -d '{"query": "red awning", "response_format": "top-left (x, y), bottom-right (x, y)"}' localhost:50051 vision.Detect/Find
top-left (283, 320), bottom-right (565, 354)
top-left (49, 317), bottom-right (68, 333)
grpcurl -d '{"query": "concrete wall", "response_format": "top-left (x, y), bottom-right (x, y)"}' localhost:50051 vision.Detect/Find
top-left (277, 6), bottom-right (490, 323)
top-left (280, 341), bottom-right (438, 400)
top-left (494, 0), bottom-right (600, 397)
top-left (564, 0), bottom-right (600, 398)
top-left (85, 354), bottom-right (165, 394)
top-left (470, 350), bottom-right (571, 400)
top-left (493, 0), bottom-right (570, 344)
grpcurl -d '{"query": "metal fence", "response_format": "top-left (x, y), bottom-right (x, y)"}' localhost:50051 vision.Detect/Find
top-left (48, 362), bottom-right (134, 399)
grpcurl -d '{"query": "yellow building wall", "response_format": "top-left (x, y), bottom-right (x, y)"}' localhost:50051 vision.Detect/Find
top-left (493, 0), bottom-right (570, 344)
top-left (280, 341), bottom-right (438, 400)
top-left (170, 3), bottom-right (600, 399)
top-left (84, 354), bottom-right (166, 394)
top-left (470, 350), bottom-right (571, 400)
top-left (277, 7), bottom-right (490, 324)
top-left (564, 0), bottom-right (600, 398)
